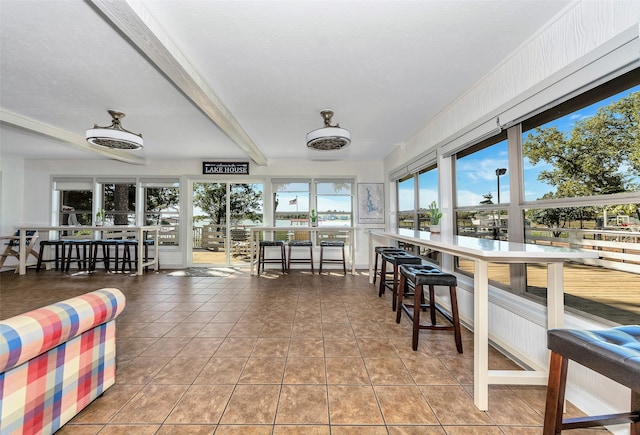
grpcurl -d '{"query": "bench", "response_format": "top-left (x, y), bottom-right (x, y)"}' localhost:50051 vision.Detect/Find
top-left (543, 325), bottom-right (640, 434)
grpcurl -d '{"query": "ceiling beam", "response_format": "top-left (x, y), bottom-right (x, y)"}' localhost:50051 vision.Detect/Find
top-left (88, 0), bottom-right (269, 166)
top-left (0, 110), bottom-right (146, 165)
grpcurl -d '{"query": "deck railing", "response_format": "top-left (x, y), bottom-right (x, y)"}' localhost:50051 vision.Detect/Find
top-left (526, 227), bottom-right (640, 274)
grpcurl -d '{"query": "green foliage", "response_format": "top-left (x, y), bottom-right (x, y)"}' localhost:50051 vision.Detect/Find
top-left (523, 91), bottom-right (640, 226)
top-left (480, 192), bottom-right (493, 205)
top-left (310, 209), bottom-right (317, 222)
top-left (193, 183), bottom-right (262, 225)
top-left (428, 201), bottom-right (442, 225)
top-left (145, 187), bottom-right (179, 225)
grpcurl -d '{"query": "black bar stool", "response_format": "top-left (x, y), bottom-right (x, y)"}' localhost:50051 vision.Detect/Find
top-left (36, 240), bottom-right (65, 271)
top-left (287, 240), bottom-right (314, 273)
top-left (378, 250), bottom-right (422, 311)
top-left (91, 239), bottom-right (122, 272)
top-left (319, 240), bottom-right (346, 275)
top-left (121, 239), bottom-right (157, 272)
top-left (397, 264), bottom-right (463, 352)
top-left (373, 247), bottom-right (403, 285)
top-left (64, 240), bottom-right (93, 272)
top-left (258, 240), bottom-right (286, 275)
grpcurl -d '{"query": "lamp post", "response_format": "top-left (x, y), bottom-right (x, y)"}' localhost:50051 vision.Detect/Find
top-left (495, 168), bottom-right (507, 204)
top-left (495, 168), bottom-right (507, 239)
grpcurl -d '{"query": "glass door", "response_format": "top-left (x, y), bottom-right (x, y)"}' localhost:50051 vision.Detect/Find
top-left (192, 182), bottom-right (228, 266)
top-left (229, 183), bottom-right (263, 266)
top-left (191, 181), bottom-right (264, 266)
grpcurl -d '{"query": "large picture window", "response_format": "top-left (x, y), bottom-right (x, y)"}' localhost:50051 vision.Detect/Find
top-left (397, 175), bottom-right (415, 230)
top-left (316, 180), bottom-right (353, 227)
top-left (273, 180), bottom-right (310, 226)
top-left (143, 178), bottom-right (180, 246)
top-left (98, 179), bottom-right (136, 226)
top-left (449, 70), bottom-right (640, 324)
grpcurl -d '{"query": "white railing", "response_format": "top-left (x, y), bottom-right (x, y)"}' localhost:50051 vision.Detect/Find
top-left (525, 227), bottom-right (640, 274)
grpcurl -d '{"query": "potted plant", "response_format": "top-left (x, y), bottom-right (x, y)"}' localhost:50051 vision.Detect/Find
top-left (428, 201), bottom-right (442, 233)
top-left (95, 209), bottom-right (104, 226)
top-left (310, 209), bottom-right (318, 227)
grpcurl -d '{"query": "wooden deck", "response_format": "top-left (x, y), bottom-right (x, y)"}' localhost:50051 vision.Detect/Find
top-left (457, 259), bottom-right (640, 324)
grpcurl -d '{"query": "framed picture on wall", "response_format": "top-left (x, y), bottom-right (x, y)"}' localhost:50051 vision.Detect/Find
top-left (357, 183), bottom-right (384, 224)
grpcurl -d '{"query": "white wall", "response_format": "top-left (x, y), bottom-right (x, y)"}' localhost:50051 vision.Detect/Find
top-left (383, 1), bottom-right (639, 433)
top-left (14, 157), bottom-right (384, 269)
top-left (0, 156), bottom-right (25, 269)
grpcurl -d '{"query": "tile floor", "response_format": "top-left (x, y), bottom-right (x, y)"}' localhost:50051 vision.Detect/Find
top-left (1, 268), bottom-right (603, 434)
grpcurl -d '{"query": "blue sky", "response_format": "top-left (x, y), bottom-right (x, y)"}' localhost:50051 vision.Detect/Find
top-left (399, 85), bottom-right (639, 211)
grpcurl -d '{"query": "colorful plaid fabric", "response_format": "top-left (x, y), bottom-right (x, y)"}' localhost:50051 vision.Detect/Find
top-left (0, 288), bottom-right (125, 435)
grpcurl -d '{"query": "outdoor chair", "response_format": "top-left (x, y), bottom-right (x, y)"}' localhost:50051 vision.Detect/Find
top-left (0, 230), bottom-right (40, 273)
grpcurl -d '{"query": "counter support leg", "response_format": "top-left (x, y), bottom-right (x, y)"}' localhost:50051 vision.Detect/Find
top-left (368, 232), bottom-right (374, 283)
top-left (474, 259), bottom-right (489, 411)
top-left (547, 262), bottom-right (564, 329)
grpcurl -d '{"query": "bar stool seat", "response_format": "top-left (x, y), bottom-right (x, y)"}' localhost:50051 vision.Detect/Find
top-left (319, 240), bottom-right (346, 275)
top-left (287, 240), bottom-right (314, 273)
top-left (373, 246), bottom-right (400, 285)
top-left (378, 250), bottom-right (422, 311)
top-left (258, 240), bottom-right (286, 275)
top-left (397, 264), bottom-right (463, 352)
top-left (543, 326), bottom-right (640, 434)
top-left (36, 240), bottom-right (65, 271)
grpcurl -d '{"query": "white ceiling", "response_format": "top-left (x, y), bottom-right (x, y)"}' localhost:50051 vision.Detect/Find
top-left (0, 0), bottom-right (571, 166)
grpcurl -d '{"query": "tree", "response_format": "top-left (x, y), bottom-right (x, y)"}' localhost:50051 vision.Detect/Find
top-left (523, 91), bottom-right (640, 225)
top-left (146, 187), bottom-right (180, 224)
top-left (193, 183), bottom-right (262, 226)
top-left (480, 192), bottom-right (493, 205)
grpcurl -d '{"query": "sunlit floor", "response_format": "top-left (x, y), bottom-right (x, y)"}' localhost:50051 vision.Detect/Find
top-left (1, 267), bottom-right (602, 434)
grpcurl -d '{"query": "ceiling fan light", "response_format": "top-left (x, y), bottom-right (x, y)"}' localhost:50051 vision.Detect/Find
top-left (86, 110), bottom-right (143, 150)
top-left (306, 110), bottom-right (351, 151)
top-left (306, 127), bottom-right (351, 151)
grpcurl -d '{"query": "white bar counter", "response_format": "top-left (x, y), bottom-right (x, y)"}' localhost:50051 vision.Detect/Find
top-left (369, 228), bottom-right (599, 410)
top-left (249, 226), bottom-right (355, 275)
top-left (17, 225), bottom-right (160, 276)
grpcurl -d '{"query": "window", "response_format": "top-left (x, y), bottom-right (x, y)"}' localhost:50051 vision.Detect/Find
top-left (273, 180), bottom-right (310, 226)
top-left (143, 178), bottom-right (180, 246)
top-left (230, 183), bottom-right (264, 228)
top-left (455, 134), bottom-right (509, 241)
top-left (448, 70), bottom-right (640, 324)
top-left (418, 166), bottom-right (438, 231)
top-left (99, 179), bottom-right (136, 226)
top-left (397, 175), bottom-right (415, 230)
top-left (52, 178), bottom-right (93, 225)
top-left (522, 81), bottom-right (640, 202)
top-left (315, 180), bottom-right (353, 227)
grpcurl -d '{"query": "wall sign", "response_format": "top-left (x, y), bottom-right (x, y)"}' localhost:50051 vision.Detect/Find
top-left (203, 161), bottom-right (250, 175)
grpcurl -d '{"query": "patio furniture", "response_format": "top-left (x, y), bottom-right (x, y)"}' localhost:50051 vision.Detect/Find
top-left (0, 230), bottom-right (39, 273)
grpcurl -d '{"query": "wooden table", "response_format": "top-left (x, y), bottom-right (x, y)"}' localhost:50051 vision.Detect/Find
top-left (249, 226), bottom-right (356, 275)
top-left (16, 226), bottom-right (160, 275)
top-left (369, 229), bottom-right (599, 410)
